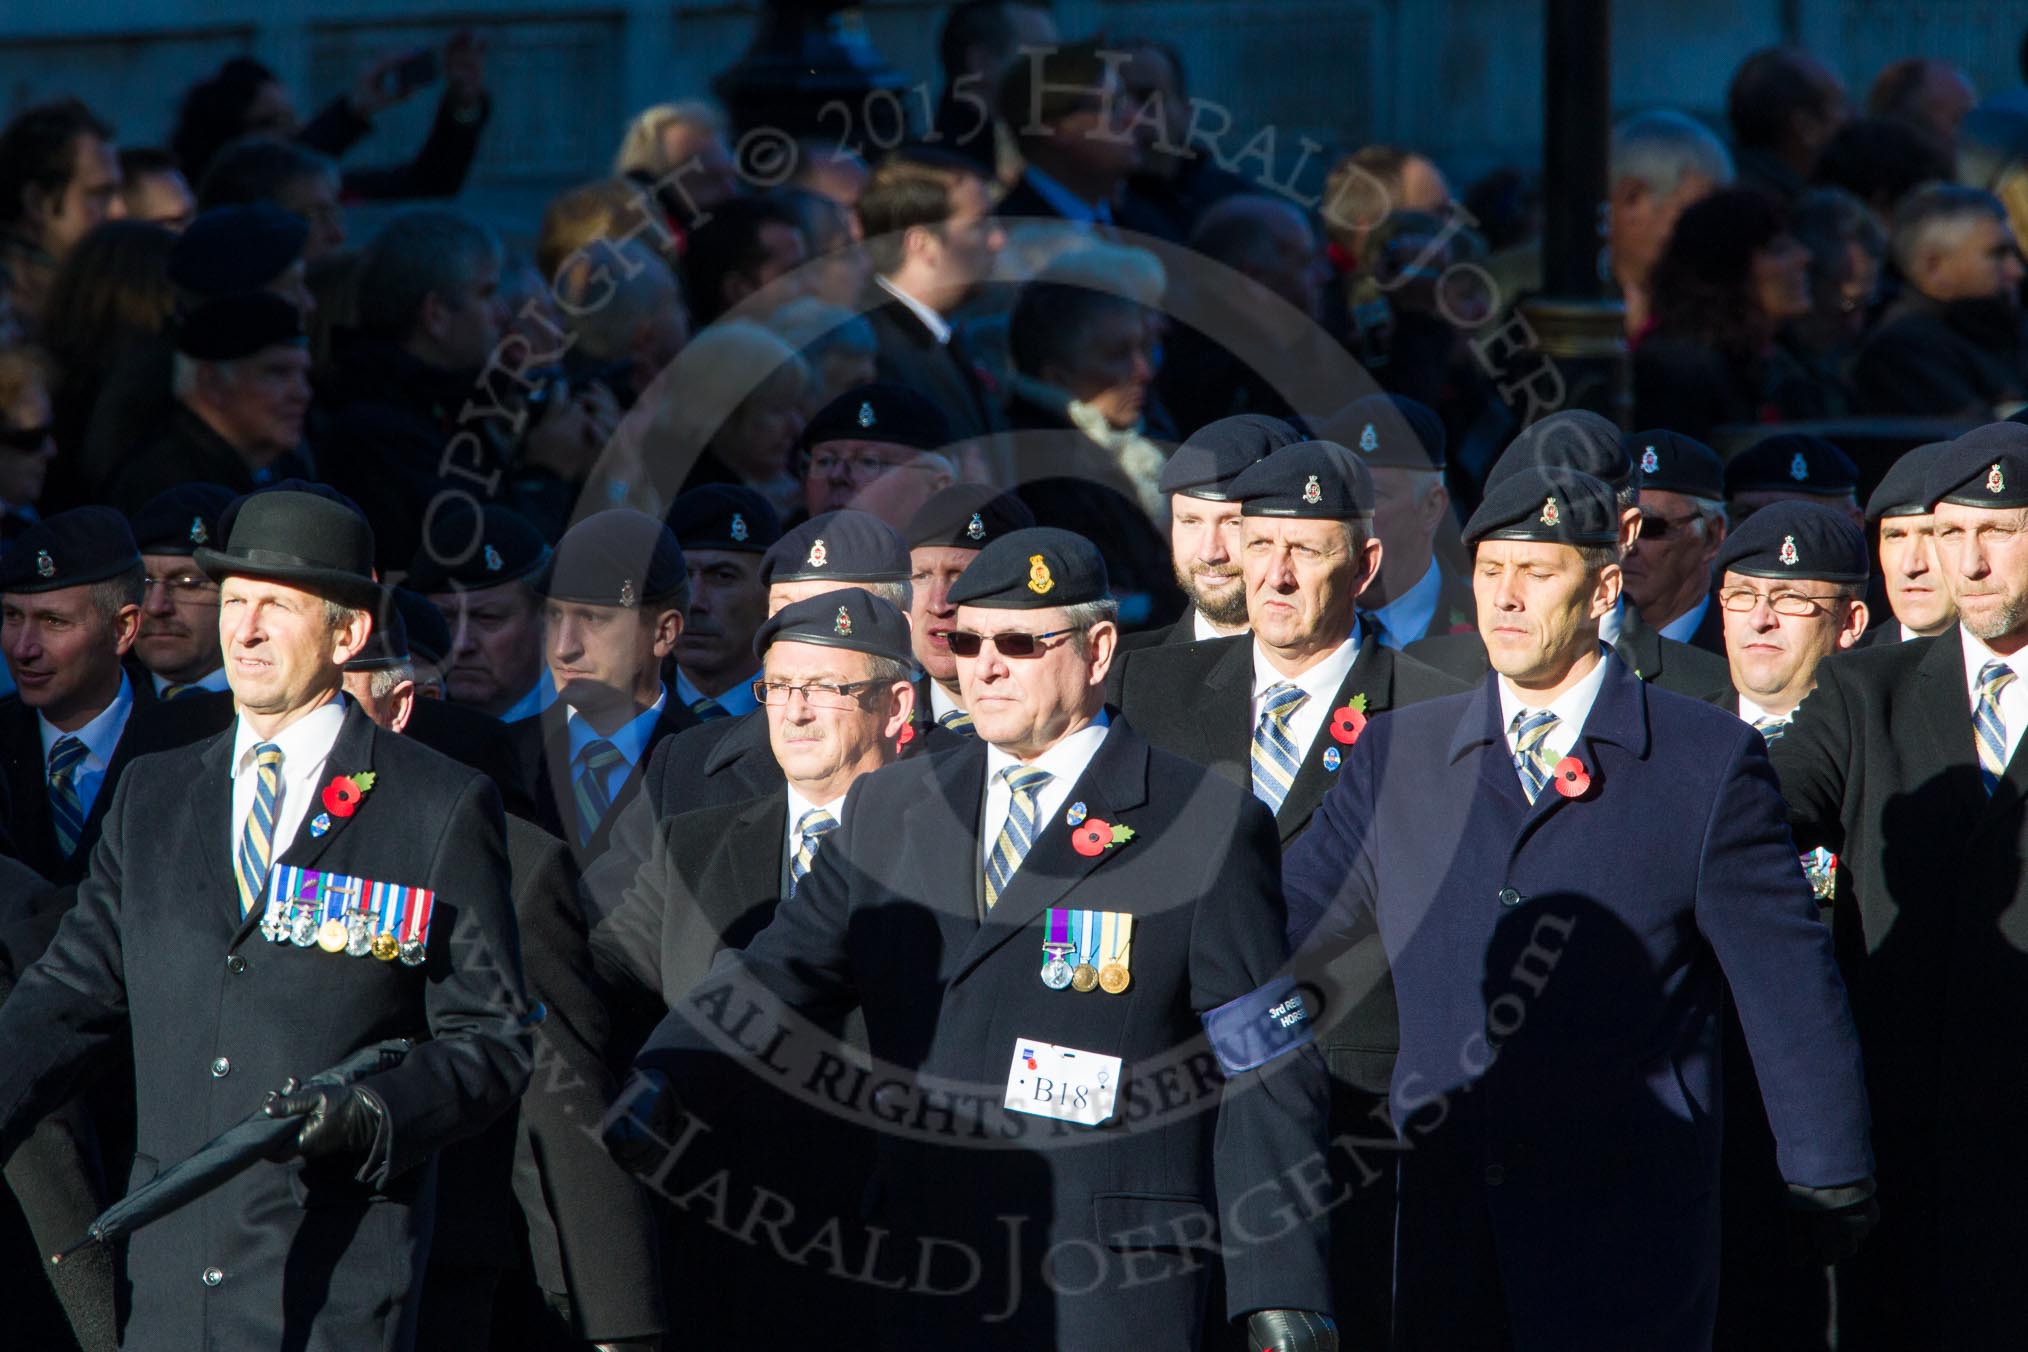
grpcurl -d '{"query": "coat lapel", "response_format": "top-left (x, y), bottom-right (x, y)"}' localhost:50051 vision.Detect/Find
top-left (897, 741), bottom-right (995, 962)
top-left (730, 795), bottom-right (789, 911)
top-left (1277, 634), bottom-right (1396, 843)
top-left (1917, 629), bottom-right (2008, 831)
top-left (275, 705), bottom-right (378, 875)
top-left (1198, 636), bottom-right (1255, 772)
top-left (196, 725), bottom-right (241, 930)
top-left (1518, 656), bottom-right (1649, 843)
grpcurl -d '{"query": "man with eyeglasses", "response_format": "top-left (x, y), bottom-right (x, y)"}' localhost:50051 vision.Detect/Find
top-left (612, 527), bottom-right (1338, 1350)
top-left (1767, 422), bottom-right (2028, 1346)
top-left (129, 482), bottom-right (237, 704)
top-left (1715, 502), bottom-right (1871, 732)
top-left (799, 382), bottom-right (957, 529)
top-left (667, 484), bottom-right (780, 722)
top-left (1620, 429), bottom-right (1728, 656)
top-left (1856, 440), bottom-right (1957, 648)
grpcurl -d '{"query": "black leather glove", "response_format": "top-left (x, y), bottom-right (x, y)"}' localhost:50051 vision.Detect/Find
top-left (1785, 1177), bottom-right (1879, 1266)
top-left (1245, 1309), bottom-right (1339, 1352)
top-left (602, 1068), bottom-right (681, 1177)
top-left (262, 1083), bottom-right (387, 1161)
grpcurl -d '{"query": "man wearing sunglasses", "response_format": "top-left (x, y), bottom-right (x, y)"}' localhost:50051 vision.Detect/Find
top-left (615, 527), bottom-right (1337, 1351)
top-left (1621, 429), bottom-right (1728, 656)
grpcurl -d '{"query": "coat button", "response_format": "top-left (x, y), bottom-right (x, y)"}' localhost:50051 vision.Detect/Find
top-left (1484, 1164), bottom-right (1506, 1186)
top-left (201, 1266), bottom-right (223, 1286)
top-left (225, 955), bottom-right (247, 974)
top-left (210, 1057), bottom-right (231, 1078)
top-left (1497, 887), bottom-right (1522, 908)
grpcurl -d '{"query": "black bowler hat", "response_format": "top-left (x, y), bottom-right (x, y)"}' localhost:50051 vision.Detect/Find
top-left (1925, 422), bottom-right (2028, 510)
top-left (194, 489), bottom-right (380, 604)
top-left (802, 382), bottom-right (953, 453)
top-left (1625, 429), bottom-right (1722, 502)
top-left (905, 484), bottom-right (1036, 551)
top-left (1463, 467), bottom-right (1620, 549)
top-left (1157, 414), bottom-right (1304, 499)
top-left (346, 595), bottom-right (411, 673)
top-left (1865, 442), bottom-right (1951, 523)
top-left (1320, 394), bottom-right (1447, 470)
top-left (755, 588), bottom-right (914, 666)
top-left (764, 510), bottom-right (911, 585)
top-left (173, 291), bottom-right (305, 361)
top-left (543, 509), bottom-right (686, 608)
top-left (0, 507), bottom-right (141, 595)
top-left (166, 204), bottom-right (308, 297)
top-left (948, 527), bottom-right (1111, 609)
top-left (406, 501), bottom-right (552, 593)
top-left (667, 484), bottom-right (781, 555)
top-left (1487, 411), bottom-right (1631, 496)
top-left (1716, 500), bottom-right (1869, 584)
top-left (1230, 440), bottom-right (1375, 520)
top-left (1725, 433), bottom-right (1859, 498)
top-left (129, 483), bottom-right (236, 556)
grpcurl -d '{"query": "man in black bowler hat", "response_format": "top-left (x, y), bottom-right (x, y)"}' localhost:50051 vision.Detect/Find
top-left (1621, 428), bottom-right (1729, 654)
top-left (615, 527), bottom-right (1338, 1351)
top-left (0, 487), bottom-right (531, 1350)
top-left (411, 501), bottom-right (557, 724)
top-left (666, 484), bottom-right (780, 721)
top-left (1769, 421), bottom-right (2028, 1347)
top-left (1857, 441), bottom-right (1956, 648)
top-left (129, 481), bottom-right (237, 702)
top-left (1724, 432), bottom-right (1863, 525)
top-left (904, 482), bottom-right (1035, 740)
top-left (799, 381), bottom-right (957, 527)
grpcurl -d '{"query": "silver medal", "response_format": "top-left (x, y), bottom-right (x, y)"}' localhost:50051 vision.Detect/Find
top-left (289, 907), bottom-right (318, 947)
top-left (1041, 956), bottom-right (1074, 990)
top-left (345, 912), bottom-right (373, 957)
top-left (399, 938), bottom-right (426, 967)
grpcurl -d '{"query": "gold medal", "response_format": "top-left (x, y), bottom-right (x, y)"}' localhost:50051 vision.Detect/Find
top-left (1097, 911), bottom-right (1133, 995)
top-left (372, 932), bottom-right (400, 961)
top-left (316, 918), bottom-right (349, 953)
top-left (1070, 963), bottom-right (1099, 993)
top-left (1098, 962), bottom-right (1131, 995)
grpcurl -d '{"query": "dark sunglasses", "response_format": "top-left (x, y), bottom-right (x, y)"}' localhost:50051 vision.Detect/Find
top-left (0, 423), bottom-right (52, 452)
top-left (1638, 510), bottom-right (1705, 541)
top-left (944, 627), bottom-right (1076, 658)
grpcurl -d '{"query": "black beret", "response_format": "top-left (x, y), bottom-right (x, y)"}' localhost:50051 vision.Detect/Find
top-left (389, 587), bottom-right (452, 669)
top-left (1866, 441), bottom-right (1952, 523)
top-left (129, 482), bottom-right (236, 555)
top-left (0, 507), bottom-right (142, 594)
top-left (1715, 500), bottom-right (1869, 584)
top-left (1320, 394), bottom-right (1447, 470)
top-left (1487, 411), bottom-right (1631, 496)
top-left (542, 509), bottom-right (686, 608)
top-left (1925, 422), bottom-right (2028, 510)
top-left (1724, 434), bottom-right (1858, 498)
top-left (1626, 429), bottom-right (1722, 501)
top-left (667, 484), bottom-right (781, 554)
top-left (802, 382), bottom-right (953, 453)
top-left (173, 291), bottom-right (304, 361)
top-left (947, 526), bottom-right (1111, 609)
top-left (407, 502), bottom-right (552, 593)
top-left (1463, 467), bottom-right (1620, 549)
top-left (904, 484), bottom-right (1036, 551)
top-left (1230, 440), bottom-right (1375, 520)
top-left (347, 592), bottom-right (411, 673)
top-left (1157, 414), bottom-right (1304, 499)
top-left (763, 509), bottom-right (911, 585)
top-left (166, 204), bottom-right (308, 297)
top-left (755, 587), bottom-right (914, 667)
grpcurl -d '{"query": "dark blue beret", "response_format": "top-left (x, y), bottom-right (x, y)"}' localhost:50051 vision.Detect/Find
top-left (1463, 467), bottom-right (1620, 549)
top-left (389, 586), bottom-right (452, 669)
top-left (407, 502), bottom-right (552, 593)
top-left (1724, 434), bottom-right (1858, 497)
top-left (347, 592), bottom-right (411, 672)
top-left (1866, 441), bottom-right (1951, 523)
top-left (1230, 440), bottom-right (1375, 520)
top-left (803, 382), bottom-right (953, 453)
top-left (904, 484), bottom-right (1036, 551)
top-left (1157, 414), bottom-right (1304, 498)
top-left (947, 527), bottom-right (1111, 609)
top-left (1487, 411), bottom-right (1631, 496)
top-left (756, 587), bottom-right (914, 666)
top-left (166, 204), bottom-right (308, 297)
top-left (173, 291), bottom-right (304, 361)
top-left (1625, 429), bottom-right (1722, 501)
top-left (763, 509), bottom-right (911, 585)
top-left (1320, 394), bottom-right (1447, 470)
top-left (1925, 422), bottom-right (2028, 510)
top-left (667, 484), bottom-right (781, 554)
top-left (0, 507), bottom-right (142, 594)
top-left (1715, 500), bottom-right (1869, 584)
top-left (542, 509), bottom-right (686, 608)
top-left (129, 482), bottom-right (236, 555)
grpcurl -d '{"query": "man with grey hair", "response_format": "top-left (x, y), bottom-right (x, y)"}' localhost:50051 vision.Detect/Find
top-left (1608, 109), bottom-right (1735, 333)
top-left (1853, 183), bottom-right (2028, 418)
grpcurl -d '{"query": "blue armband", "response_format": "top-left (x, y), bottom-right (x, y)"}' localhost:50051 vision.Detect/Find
top-left (1202, 979), bottom-right (1314, 1075)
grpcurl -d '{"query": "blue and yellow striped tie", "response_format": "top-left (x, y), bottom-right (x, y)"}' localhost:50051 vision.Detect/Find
top-left (791, 807), bottom-right (839, 895)
top-left (1249, 683), bottom-right (1309, 815)
top-left (234, 743), bottom-right (284, 916)
top-left (984, 767), bottom-right (1053, 909)
top-left (573, 739), bottom-right (627, 839)
top-left (1510, 709), bottom-right (1560, 803)
top-left (1752, 715), bottom-right (1788, 744)
top-left (47, 736), bottom-right (88, 858)
top-left (938, 708), bottom-right (976, 737)
top-left (1975, 660), bottom-right (2016, 793)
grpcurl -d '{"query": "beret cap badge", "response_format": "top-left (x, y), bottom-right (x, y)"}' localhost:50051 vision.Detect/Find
top-left (731, 513), bottom-right (749, 542)
top-left (1027, 554), bottom-right (1054, 595)
top-left (1779, 535), bottom-right (1799, 567)
top-left (483, 544), bottom-right (504, 573)
top-left (35, 550), bottom-right (54, 579)
top-left (1359, 424), bottom-right (1378, 453)
top-left (1640, 446), bottom-right (1659, 474)
top-left (834, 605), bottom-right (853, 636)
top-left (1990, 463), bottom-right (2007, 494)
top-left (858, 401), bottom-right (876, 429)
top-left (189, 517), bottom-right (208, 545)
top-left (1540, 497), bottom-right (1560, 527)
top-left (1790, 452), bottom-right (1810, 482)
top-left (807, 539), bottom-right (829, 568)
top-left (619, 578), bottom-right (637, 607)
top-left (1301, 475), bottom-right (1323, 505)
top-left (966, 512), bottom-right (985, 541)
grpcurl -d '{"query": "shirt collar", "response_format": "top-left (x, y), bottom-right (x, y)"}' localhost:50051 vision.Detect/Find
top-left (1960, 624), bottom-right (2026, 702)
top-left (1019, 165), bottom-right (1113, 225)
top-left (874, 274), bottom-right (952, 344)
top-left (500, 669), bottom-right (558, 724)
top-left (674, 667), bottom-right (759, 717)
top-left (565, 685), bottom-right (668, 768)
top-left (984, 709), bottom-right (1112, 787)
top-left (785, 781), bottom-right (849, 836)
top-left (1736, 692), bottom-right (1784, 725)
top-left (1656, 593), bottom-right (1711, 645)
top-left (1598, 597), bottom-right (1626, 646)
top-left (40, 672), bottom-right (135, 770)
top-left (1250, 630), bottom-right (1362, 706)
top-left (152, 665), bottom-right (230, 697)
top-left (230, 693), bottom-right (349, 781)
top-left (1364, 556), bottom-right (1443, 649)
top-left (929, 681), bottom-right (964, 720)
top-left (1497, 645), bottom-right (1612, 740)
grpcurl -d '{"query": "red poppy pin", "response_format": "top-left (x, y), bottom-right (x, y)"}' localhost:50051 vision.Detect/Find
top-left (1329, 694), bottom-right (1370, 745)
top-left (320, 770), bottom-right (378, 818)
top-left (1071, 819), bottom-right (1137, 857)
top-left (1550, 756), bottom-right (1592, 799)
top-left (897, 722), bottom-right (915, 749)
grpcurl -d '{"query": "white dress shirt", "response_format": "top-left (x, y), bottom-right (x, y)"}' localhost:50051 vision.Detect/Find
top-left (1961, 625), bottom-right (2028, 769)
top-left (1496, 646), bottom-right (1612, 774)
top-left (874, 274), bottom-right (952, 344)
top-left (39, 672), bottom-right (135, 821)
top-left (1191, 611), bottom-right (1241, 643)
top-left (980, 713), bottom-right (1111, 879)
top-left (1249, 634), bottom-right (1363, 765)
top-left (229, 695), bottom-right (349, 866)
top-left (929, 681), bottom-right (966, 723)
top-left (1736, 693), bottom-right (1787, 728)
top-left (1363, 557), bottom-right (1443, 651)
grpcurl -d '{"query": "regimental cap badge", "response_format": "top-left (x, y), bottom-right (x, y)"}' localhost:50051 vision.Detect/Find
top-left (966, 512), bottom-right (985, 541)
top-left (858, 401), bottom-right (876, 429)
top-left (619, 578), bottom-right (637, 607)
top-left (483, 544), bottom-right (504, 573)
top-left (1790, 451), bottom-right (1810, 482)
top-left (807, 538), bottom-right (829, 568)
top-left (1779, 534), bottom-right (1799, 567)
top-left (1640, 446), bottom-right (1659, 474)
top-left (1302, 474), bottom-right (1323, 505)
top-left (1359, 423), bottom-right (1379, 453)
top-left (1989, 462), bottom-right (2007, 494)
top-left (34, 550), bottom-right (54, 579)
top-left (834, 604), bottom-right (853, 636)
top-left (188, 516), bottom-right (208, 545)
top-left (1540, 496), bottom-right (1560, 527)
top-left (731, 513), bottom-right (749, 542)
top-left (1027, 553), bottom-right (1054, 594)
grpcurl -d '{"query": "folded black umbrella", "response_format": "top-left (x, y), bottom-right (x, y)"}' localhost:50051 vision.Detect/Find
top-left (50, 1038), bottom-right (411, 1265)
